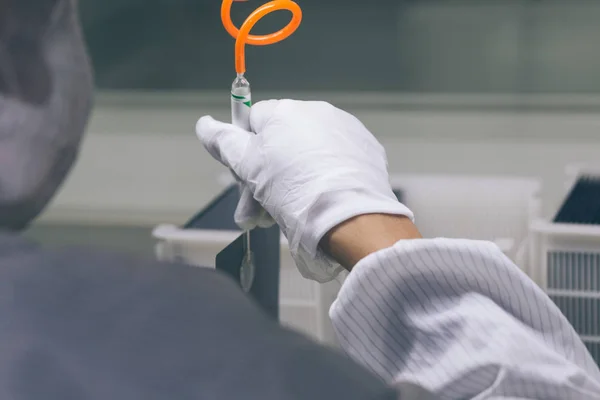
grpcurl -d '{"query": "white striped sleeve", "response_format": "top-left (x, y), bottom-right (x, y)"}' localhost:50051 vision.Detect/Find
top-left (329, 238), bottom-right (600, 399)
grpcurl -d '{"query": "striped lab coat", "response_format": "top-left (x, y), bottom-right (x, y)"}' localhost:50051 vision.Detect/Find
top-left (331, 239), bottom-right (600, 399)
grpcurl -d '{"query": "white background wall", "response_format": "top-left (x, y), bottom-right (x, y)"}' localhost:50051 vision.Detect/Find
top-left (38, 92), bottom-right (600, 228)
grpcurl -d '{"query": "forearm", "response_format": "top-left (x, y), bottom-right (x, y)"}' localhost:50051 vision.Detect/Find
top-left (320, 213), bottom-right (422, 270)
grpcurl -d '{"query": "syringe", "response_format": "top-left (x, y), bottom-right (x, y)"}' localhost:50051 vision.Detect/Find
top-left (231, 73), bottom-right (254, 292)
top-left (222, 0), bottom-right (302, 292)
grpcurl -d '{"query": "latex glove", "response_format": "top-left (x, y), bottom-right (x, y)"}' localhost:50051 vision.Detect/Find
top-left (196, 100), bottom-right (413, 282)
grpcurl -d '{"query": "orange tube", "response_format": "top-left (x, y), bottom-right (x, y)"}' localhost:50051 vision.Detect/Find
top-left (221, 0), bottom-right (303, 75)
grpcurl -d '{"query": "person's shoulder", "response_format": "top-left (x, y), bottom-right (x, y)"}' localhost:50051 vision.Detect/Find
top-left (49, 244), bottom-right (242, 299)
top-left (0, 234), bottom-right (401, 399)
top-left (0, 232), bottom-right (269, 341)
top-left (0, 232), bottom-right (242, 308)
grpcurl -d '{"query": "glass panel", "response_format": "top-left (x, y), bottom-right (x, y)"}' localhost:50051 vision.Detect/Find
top-left (79, 0), bottom-right (600, 93)
top-left (395, 1), bottom-right (523, 93)
top-left (81, 0), bottom-right (402, 91)
top-left (525, 2), bottom-right (600, 93)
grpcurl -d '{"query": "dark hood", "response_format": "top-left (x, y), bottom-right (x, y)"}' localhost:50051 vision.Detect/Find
top-left (0, 0), bottom-right (93, 230)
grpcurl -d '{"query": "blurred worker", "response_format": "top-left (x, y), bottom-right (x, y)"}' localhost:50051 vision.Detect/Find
top-left (196, 99), bottom-right (600, 399)
top-left (0, 1), bottom-right (400, 399)
top-left (4, 1), bottom-right (600, 399)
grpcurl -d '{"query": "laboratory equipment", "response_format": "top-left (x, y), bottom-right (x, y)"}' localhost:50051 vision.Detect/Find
top-left (220, 0), bottom-right (303, 293)
top-left (529, 165), bottom-right (600, 366)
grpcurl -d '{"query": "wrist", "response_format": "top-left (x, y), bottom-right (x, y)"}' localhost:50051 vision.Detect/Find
top-left (298, 188), bottom-right (413, 257)
top-left (320, 213), bottom-right (422, 270)
top-left (284, 187), bottom-right (415, 282)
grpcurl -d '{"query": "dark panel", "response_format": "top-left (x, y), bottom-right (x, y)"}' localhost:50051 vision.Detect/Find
top-left (216, 226), bottom-right (281, 320)
top-left (554, 176), bottom-right (600, 225)
top-left (184, 183), bottom-right (282, 319)
top-left (184, 184), bottom-right (240, 231)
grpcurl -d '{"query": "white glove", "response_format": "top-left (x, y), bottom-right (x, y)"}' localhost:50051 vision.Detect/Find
top-left (196, 100), bottom-right (413, 282)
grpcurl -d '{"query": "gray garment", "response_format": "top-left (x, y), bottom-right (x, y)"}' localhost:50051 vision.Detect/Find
top-left (0, 232), bottom-right (400, 400)
top-left (0, 0), bottom-right (93, 229)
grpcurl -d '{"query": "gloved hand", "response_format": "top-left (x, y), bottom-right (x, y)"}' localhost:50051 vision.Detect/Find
top-left (196, 100), bottom-right (413, 282)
